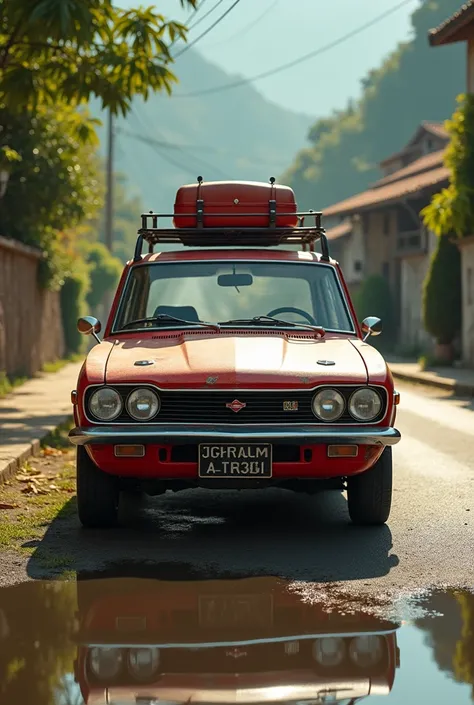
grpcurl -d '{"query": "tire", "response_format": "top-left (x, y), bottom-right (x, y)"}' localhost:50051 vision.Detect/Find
top-left (76, 446), bottom-right (119, 528)
top-left (347, 447), bottom-right (393, 526)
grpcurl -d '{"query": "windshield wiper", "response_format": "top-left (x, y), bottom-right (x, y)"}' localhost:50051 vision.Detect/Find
top-left (120, 314), bottom-right (220, 331)
top-left (219, 315), bottom-right (325, 335)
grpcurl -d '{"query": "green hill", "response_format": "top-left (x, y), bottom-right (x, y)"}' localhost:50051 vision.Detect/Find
top-left (91, 49), bottom-right (314, 214)
top-left (282, 0), bottom-right (467, 211)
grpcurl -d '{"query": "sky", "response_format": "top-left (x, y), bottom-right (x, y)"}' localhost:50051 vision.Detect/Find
top-left (116, 0), bottom-right (419, 116)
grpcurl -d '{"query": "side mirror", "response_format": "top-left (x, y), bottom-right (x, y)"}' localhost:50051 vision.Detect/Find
top-left (77, 316), bottom-right (102, 344)
top-left (361, 316), bottom-right (382, 342)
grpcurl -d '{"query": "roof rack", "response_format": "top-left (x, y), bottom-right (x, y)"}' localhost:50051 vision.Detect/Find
top-left (134, 209), bottom-right (330, 262)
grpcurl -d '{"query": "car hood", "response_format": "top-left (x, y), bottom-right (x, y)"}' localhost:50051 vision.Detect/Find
top-left (103, 332), bottom-right (370, 388)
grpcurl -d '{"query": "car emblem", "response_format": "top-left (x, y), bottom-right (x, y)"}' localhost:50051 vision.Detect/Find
top-left (226, 647), bottom-right (247, 659)
top-left (283, 401), bottom-right (298, 411)
top-left (206, 376), bottom-right (218, 385)
top-left (134, 360), bottom-right (155, 366)
top-left (317, 360), bottom-right (336, 366)
top-left (226, 399), bottom-right (246, 413)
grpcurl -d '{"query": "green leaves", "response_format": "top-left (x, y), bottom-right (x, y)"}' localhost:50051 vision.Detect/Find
top-left (422, 93), bottom-right (474, 238)
top-left (0, 0), bottom-right (196, 115)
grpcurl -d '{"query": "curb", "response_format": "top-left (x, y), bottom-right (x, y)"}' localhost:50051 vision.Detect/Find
top-left (0, 416), bottom-right (73, 485)
top-left (391, 369), bottom-right (474, 397)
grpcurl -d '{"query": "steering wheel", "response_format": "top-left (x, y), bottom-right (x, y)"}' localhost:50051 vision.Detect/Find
top-left (266, 307), bottom-right (316, 325)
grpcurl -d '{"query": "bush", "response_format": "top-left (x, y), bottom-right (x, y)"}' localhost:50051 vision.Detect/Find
top-left (353, 275), bottom-right (396, 350)
top-left (422, 234), bottom-right (461, 345)
top-left (80, 242), bottom-right (123, 310)
top-left (60, 263), bottom-right (90, 355)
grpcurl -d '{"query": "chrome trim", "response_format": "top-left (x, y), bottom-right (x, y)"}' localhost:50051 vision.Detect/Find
top-left (68, 424), bottom-right (401, 447)
top-left (81, 383), bottom-right (391, 427)
top-left (80, 628), bottom-right (398, 649)
top-left (110, 259), bottom-right (357, 335)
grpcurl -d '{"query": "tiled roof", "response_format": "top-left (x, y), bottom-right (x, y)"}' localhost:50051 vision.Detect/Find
top-left (326, 221), bottom-right (353, 241)
top-left (422, 121), bottom-right (449, 140)
top-left (379, 122), bottom-right (448, 167)
top-left (374, 148), bottom-right (446, 188)
top-left (428, 1), bottom-right (474, 45)
top-left (323, 166), bottom-right (449, 218)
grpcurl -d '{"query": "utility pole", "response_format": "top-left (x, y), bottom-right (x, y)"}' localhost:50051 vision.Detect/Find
top-left (105, 108), bottom-right (114, 252)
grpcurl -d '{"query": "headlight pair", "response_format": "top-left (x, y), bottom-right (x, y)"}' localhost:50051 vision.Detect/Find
top-left (312, 635), bottom-right (383, 667)
top-left (89, 387), bottom-right (160, 421)
top-left (312, 387), bottom-right (383, 423)
top-left (89, 647), bottom-right (160, 681)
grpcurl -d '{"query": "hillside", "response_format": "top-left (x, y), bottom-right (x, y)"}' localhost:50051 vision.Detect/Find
top-left (281, 0), bottom-right (467, 211)
top-left (92, 49), bottom-right (314, 214)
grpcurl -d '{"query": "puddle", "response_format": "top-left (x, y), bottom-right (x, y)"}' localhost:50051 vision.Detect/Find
top-left (0, 567), bottom-right (473, 704)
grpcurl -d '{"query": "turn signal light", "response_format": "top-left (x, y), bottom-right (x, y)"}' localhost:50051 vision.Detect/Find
top-left (327, 445), bottom-right (358, 458)
top-left (114, 445), bottom-right (145, 458)
top-left (394, 391), bottom-right (400, 405)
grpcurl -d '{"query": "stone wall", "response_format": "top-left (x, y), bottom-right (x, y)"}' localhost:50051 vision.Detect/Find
top-left (0, 236), bottom-right (65, 377)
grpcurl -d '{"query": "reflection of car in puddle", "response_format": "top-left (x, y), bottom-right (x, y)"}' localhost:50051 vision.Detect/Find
top-left (74, 571), bottom-right (400, 704)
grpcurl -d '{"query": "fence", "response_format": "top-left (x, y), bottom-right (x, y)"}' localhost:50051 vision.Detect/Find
top-left (0, 235), bottom-right (65, 377)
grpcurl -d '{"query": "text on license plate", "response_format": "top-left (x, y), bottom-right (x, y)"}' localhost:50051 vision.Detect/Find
top-left (198, 594), bottom-right (274, 628)
top-left (198, 443), bottom-right (272, 478)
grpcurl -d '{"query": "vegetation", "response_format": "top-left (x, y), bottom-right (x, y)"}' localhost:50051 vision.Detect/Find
top-left (0, 0), bottom-right (196, 116)
top-left (422, 234), bottom-right (461, 349)
top-left (282, 0), bottom-right (467, 210)
top-left (422, 93), bottom-right (474, 237)
top-left (353, 275), bottom-right (396, 350)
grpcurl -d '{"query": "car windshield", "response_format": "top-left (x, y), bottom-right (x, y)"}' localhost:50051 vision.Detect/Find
top-left (113, 261), bottom-right (355, 333)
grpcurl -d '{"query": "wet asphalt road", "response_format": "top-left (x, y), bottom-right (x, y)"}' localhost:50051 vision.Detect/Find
top-left (1, 380), bottom-right (474, 604)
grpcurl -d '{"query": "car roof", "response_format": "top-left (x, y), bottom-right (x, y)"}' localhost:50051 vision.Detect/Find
top-left (128, 249), bottom-right (338, 266)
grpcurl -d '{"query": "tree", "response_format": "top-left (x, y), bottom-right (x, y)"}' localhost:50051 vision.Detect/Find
top-left (0, 0), bottom-right (196, 117)
top-left (422, 233), bottom-right (461, 358)
top-left (354, 275), bottom-right (396, 351)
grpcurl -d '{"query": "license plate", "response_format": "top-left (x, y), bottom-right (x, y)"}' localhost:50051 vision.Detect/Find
top-left (198, 594), bottom-right (274, 629)
top-left (198, 443), bottom-right (272, 478)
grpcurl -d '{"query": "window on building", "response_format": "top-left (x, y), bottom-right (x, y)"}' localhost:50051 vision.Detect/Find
top-left (468, 268), bottom-right (473, 306)
top-left (383, 213), bottom-right (390, 236)
top-left (382, 262), bottom-right (390, 280)
top-left (354, 260), bottom-right (362, 273)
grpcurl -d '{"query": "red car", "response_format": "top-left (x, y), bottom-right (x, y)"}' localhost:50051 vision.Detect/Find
top-left (73, 573), bottom-right (401, 705)
top-left (69, 178), bottom-right (401, 528)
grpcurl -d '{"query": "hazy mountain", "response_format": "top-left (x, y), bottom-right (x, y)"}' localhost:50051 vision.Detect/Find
top-left (92, 49), bottom-right (314, 214)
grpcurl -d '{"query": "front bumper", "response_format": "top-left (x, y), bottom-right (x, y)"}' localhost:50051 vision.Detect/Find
top-left (68, 424), bottom-right (401, 447)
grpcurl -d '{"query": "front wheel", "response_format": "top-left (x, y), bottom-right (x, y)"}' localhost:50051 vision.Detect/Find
top-left (76, 446), bottom-right (119, 528)
top-left (347, 448), bottom-right (393, 526)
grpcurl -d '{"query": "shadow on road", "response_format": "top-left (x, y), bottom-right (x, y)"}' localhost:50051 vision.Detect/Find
top-left (26, 487), bottom-right (399, 584)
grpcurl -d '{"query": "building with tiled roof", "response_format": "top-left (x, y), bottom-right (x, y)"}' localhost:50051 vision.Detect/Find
top-left (428, 1), bottom-right (474, 46)
top-left (324, 122), bottom-right (450, 351)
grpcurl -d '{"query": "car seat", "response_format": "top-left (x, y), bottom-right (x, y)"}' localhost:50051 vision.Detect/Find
top-left (153, 305), bottom-right (200, 321)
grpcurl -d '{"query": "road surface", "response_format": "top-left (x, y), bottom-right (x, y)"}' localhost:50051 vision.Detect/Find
top-left (1, 380), bottom-right (473, 607)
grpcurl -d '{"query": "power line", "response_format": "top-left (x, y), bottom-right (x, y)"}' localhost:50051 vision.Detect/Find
top-left (174, 0), bottom-right (416, 97)
top-left (205, 0), bottom-right (279, 48)
top-left (173, 0), bottom-right (242, 59)
top-left (169, 0), bottom-right (211, 50)
top-left (187, 0), bottom-right (227, 31)
top-left (126, 107), bottom-right (230, 178)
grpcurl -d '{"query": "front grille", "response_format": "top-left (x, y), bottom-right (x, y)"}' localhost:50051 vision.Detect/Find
top-left (84, 386), bottom-right (388, 425)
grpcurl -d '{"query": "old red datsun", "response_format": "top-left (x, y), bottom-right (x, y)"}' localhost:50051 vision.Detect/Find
top-left (69, 177), bottom-right (401, 528)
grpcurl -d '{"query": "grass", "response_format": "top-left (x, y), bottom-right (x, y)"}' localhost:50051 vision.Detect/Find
top-left (0, 448), bottom-right (76, 556)
top-left (40, 417), bottom-right (75, 450)
top-left (41, 353), bottom-right (83, 374)
top-left (0, 354), bottom-right (83, 399)
top-left (0, 371), bottom-right (28, 399)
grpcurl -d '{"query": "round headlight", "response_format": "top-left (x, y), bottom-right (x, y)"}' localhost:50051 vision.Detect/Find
top-left (349, 635), bottom-right (383, 667)
top-left (349, 388), bottom-right (382, 422)
top-left (89, 387), bottom-right (123, 421)
top-left (312, 389), bottom-right (345, 422)
top-left (312, 637), bottom-right (345, 666)
top-left (126, 388), bottom-right (160, 420)
top-left (89, 647), bottom-right (123, 680)
top-left (128, 647), bottom-right (161, 681)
